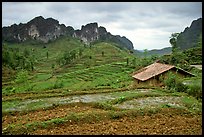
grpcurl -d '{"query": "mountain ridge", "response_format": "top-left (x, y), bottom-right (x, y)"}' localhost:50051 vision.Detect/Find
top-left (2, 16), bottom-right (134, 50)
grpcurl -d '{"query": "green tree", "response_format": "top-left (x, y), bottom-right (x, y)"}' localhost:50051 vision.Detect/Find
top-left (126, 58), bottom-right (129, 66)
top-left (30, 55), bottom-right (35, 71)
top-left (150, 54), bottom-right (158, 61)
top-left (197, 33), bottom-right (202, 47)
top-left (46, 51), bottom-right (49, 59)
top-left (23, 48), bottom-right (30, 57)
top-left (30, 60), bottom-right (34, 71)
top-left (70, 50), bottom-right (76, 60)
top-left (143, 49), bottom-right (148, 57)
top-left (15, 70), bottom-right (29, 84)
top-left (131, 57), bottom-right (136, 67)
top-left (79, 48), bottom-right (83, 57)
top-left (102, 51), bottom-right (104, 57)
top-left (169, 33), bottom-right (180, 53)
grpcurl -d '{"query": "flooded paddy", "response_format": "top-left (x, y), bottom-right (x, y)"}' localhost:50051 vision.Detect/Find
top-left (3, 89), bottom-right (152, 112)
top-left (114, 96), bottom-right (185, 110)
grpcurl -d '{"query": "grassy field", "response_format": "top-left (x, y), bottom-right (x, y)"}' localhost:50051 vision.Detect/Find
top-left (2, 37), bottom-right (202, 135)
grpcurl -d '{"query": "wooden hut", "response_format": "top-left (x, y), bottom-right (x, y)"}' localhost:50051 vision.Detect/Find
top-left (132, 62), bottom-right (195, 88)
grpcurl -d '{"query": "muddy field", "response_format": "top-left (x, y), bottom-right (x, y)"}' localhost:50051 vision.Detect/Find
top-left (2, 105), bottom-right (202, 135)
top-left (33, 110), bottom-right (202, 135)
top-left (2, 89), bottom-right (202, 135)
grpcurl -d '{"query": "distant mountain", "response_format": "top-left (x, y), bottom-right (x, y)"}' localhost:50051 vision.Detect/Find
top-left (176, 18), bottom-right (202, 50)
top-left (134, 47), bottom-right (172, 57)
top-left (147, 47), bottom-right (172, 56)
top-left (2, 16), bottom-right (134, 50)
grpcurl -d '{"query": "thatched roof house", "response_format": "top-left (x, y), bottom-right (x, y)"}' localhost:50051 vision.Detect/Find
top-left (132, 62), bottom-right (195, 87)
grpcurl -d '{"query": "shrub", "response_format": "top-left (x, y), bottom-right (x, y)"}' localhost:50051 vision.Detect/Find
top-left (187, 82), bottom-right (202, 99)
top-left (164, 72), bottom-right (202, 100)
top-left (164, 72), bottom-right (176, 90)
top-left (113, 96), bottom-right (126, 104)
top-left (25, 84), bottom-right (35, 91)
top-left (164, 72), bottom-right (187, 93)
top-left (175, 79), bottom-right (187, 92)
top-left (53, 79), bottom-right (64, 89)
top-left (93, 102), bottom-right (113, 110)
top-left (109, 111), bottom-right (124, 119)
top-left (15, 70), bottom-right (29, 84)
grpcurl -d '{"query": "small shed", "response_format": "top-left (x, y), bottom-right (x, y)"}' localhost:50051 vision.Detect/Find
top-left (132, 62), bottom-right (195, 88)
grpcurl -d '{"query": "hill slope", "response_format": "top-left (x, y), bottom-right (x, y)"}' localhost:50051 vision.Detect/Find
top-left (2, 36), bottom-right (138, 93)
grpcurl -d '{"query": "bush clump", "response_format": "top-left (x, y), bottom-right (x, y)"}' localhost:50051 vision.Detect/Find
top-left (164, 72), bottom-right (202, 100)
top-left (187, 82), bottom-right (202, 100)
top-left (53, 79), bottom-right (64, 89)
top-left (15, 70), bottom-right (29, 84)
top-left (164, 72), bottom-right (187, 92)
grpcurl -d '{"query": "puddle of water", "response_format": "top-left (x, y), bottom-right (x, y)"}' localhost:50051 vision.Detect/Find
top-left (114, 96), bottom-right (185, 110)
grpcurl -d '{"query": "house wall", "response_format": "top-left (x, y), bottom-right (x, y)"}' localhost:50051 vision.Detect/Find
top-left (133, 69), bottom-right (186, 88)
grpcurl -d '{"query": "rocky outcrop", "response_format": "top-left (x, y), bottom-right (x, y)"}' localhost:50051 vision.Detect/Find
top-left (2, 16), bottom-right (134, 50)
top-left (73, 22), bottom-right (134, 50)
top-left (2, 16), bottom-right (74, 43)
top-left (176, 18), bottom-right (202, 50)
top-left (73, 23), bottom-right (100, 44)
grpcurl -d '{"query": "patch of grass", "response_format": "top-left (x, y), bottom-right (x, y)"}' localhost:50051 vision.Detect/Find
top-left (52, 79), bottom-right (64, 89)
top-left (32, 73), bottom-right (52, 81)
top-left (109, 111), bottom-right (125, 119)
top-left (48, 117), bottom-right (66, 125)
top-left (146, 108), bottom-right (160, 115)
top-left (115, 96), bottom-right (126, 104)
top-left (186, 80), bottom-right (202, 100)
top-left (2, 100), bottom-right (21, 113)
top-left (92, 102), bottom-right (115, 110)
top-left (181, 96), bottom-right (202, 113)
top-left (2, 86), bottom-right (16, 95)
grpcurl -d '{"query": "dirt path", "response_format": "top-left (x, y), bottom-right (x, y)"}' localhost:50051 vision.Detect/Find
top-left (31, 108), bottom-right (201, 135)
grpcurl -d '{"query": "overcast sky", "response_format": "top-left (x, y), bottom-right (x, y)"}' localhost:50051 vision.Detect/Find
top-left (2, 2), bottom-right (202, 50)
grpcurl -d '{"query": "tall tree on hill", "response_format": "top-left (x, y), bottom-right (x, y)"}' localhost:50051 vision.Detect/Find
top-left (143, 49), bottom-right (148, 57)
top-left (79, 48), bottom-right (83, 57)
top-left (197, 33), bottom-right (202, 47)
top-left (169, 33), bottom-right (180, 53)
top-left (23, 48), bottom-right (30, 57)
top-left (102, 51), bottom-right (104, 57)
top-left (46, 51), bottom-right (49, 59)
top-left (126, 58), bottom-right (129, 66)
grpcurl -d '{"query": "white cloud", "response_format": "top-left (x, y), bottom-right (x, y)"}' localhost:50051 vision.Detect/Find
top-left (2, 2), bottom-right (202, 50)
